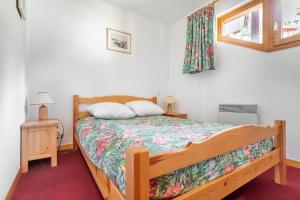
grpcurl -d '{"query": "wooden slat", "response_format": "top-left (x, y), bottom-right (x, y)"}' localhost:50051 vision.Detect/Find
top-left (79, 95), bottom-right (156, 104)
top-left (110, 182), bottom-right (125, 200)
top-left (78, 112), bottom-right (91, 119)
top-left (96, 168), bottom-right (110, 199)
top-left (28, 154), bottom-right (52, 161)
top-left (174, 149), bottom-right (280, 200)
top-left (274, 120), bottom-right (286, 185)
top-left (149, 125), bottom-right (278, 179)
top-left (125, 147), bottom-right (150, 200)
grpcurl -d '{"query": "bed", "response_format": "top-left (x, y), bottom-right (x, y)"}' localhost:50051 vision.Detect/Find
top-left (73, 95), bottom-right (286, 200)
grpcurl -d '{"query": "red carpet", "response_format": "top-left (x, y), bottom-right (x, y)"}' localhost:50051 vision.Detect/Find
top-left (12, 151), bottom-right (300, 200)
top-left (12, 151), bottom-right (103, 200)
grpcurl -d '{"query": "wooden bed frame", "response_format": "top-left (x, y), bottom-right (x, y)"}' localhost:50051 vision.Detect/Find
top-left (73, 95), bottom-right (286, 200)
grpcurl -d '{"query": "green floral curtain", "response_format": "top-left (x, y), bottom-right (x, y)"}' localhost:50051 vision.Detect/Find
top-left (182, 4), bottom-right (215, 74)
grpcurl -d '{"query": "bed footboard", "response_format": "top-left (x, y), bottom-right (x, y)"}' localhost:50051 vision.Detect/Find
top-left (125, 120), bottom-right (286, 200)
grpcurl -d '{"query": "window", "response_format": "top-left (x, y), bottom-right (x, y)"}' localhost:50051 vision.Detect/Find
top-left (222, 3), bottom-right (263, 44)
top-left (274, 0), bottom-right (300, 47)
top-left (218, 0), bottom-right (300, 52)
top-left (218, 0), bottom-right (265, 51)
top-left (280, 1), bottom-right (300, 38)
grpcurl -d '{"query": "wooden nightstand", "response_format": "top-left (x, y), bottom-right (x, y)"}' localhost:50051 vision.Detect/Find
top-left (21, 120), bottom-right (59, 173)
top-left (163, 112), bottom-right (188, 119)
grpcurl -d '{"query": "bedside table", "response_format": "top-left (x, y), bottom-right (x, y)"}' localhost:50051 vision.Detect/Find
top-left (21, 120), bottom-right (59, 173)
top-left (163, 112), bottom-right (188, 119)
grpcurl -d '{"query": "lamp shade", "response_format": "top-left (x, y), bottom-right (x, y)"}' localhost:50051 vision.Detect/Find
top-left (31, 92), bottom-right (55, 105)
top-left (165, 96), bottom-right (175, 104)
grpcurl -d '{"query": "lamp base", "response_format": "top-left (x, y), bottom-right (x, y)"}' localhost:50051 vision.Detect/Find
top-left (39, 105), bottom-right (48, 120)
top-left (167, 104), bottom-right (173, 113)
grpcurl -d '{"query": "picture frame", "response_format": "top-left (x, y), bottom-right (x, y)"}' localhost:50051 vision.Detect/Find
top-left (17, 0), bottom-right (26, 20)
top-left (106, 28), bottom-right (131, 54)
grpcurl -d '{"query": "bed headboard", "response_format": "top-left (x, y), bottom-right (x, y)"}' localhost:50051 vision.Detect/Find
top-left (73, 95), bottom-right (157, 123)
top-left (73, 95), bottom-right (157, 148)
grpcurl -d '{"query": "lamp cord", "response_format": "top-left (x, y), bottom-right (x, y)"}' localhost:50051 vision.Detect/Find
top-left (55, 119), bottom-right (64, 151)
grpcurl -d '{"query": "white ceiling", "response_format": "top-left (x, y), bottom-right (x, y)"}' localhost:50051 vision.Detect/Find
top-left (102, 0), bottom-right (206, 24)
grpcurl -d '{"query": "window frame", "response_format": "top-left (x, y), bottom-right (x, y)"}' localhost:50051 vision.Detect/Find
top-left (218, 0), bottom-right (300, 52)
top-left (217, 0), bottom-right (267, 51)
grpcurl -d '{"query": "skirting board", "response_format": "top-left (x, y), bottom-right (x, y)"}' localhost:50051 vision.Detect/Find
top-left (5, 169), bottom-right (22, 200)
top-left (286, 159), bottom-right (300, 169)
top-left (58, 143), bottom-right (73, 151)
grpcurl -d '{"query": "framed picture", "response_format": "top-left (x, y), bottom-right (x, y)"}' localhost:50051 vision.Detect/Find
top-left (17, 0), bottom-right (26, 20)
top-left (107, 28), bottom-right (131, 54)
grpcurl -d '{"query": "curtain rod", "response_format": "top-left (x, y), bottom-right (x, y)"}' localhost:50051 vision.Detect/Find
top-left (188, 0), bottom-right (223, 17)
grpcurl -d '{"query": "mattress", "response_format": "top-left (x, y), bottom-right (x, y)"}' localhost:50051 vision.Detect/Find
top-left (75, 116), bottom-right (272, 199)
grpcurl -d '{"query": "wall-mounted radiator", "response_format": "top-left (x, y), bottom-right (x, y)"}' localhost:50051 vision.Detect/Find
top-left (218, 104), bottom-right (258, 125)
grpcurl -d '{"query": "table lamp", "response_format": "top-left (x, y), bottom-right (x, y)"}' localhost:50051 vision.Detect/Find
top-left (31, 92), bottom-right (55, 120)
top-left (165, 96), bottom-right (175, 113)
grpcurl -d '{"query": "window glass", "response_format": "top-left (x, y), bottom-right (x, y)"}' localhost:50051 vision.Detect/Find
top-left (281, 1), bottom-right (300, 38)
top-left (222, 3), bottom-right (263, 43)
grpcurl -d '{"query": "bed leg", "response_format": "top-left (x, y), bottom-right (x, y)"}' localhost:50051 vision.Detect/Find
top-left (73, 130), bottom-right (78, 150)
top-left (125, 146), bottom-right (149, 200)
top-left (73, 95), bottom-right (79, 150)
top-left (274, 120), bottom-right (286, 185)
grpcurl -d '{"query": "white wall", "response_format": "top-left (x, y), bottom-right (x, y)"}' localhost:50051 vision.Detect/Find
top-left (27, 0), bottom-right (300, 161)
top-left (27, 0), bottom-right (169, 144)
top-left (0, 0), bottom-right (27, 198)
top-left (168, 0), bottom-right (300, 161)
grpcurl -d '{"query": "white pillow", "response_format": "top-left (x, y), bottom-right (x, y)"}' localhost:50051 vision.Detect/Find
top-left (87, 102), bottom-right (136, 119)
top-left (126, 100), bottom-right (164, 116)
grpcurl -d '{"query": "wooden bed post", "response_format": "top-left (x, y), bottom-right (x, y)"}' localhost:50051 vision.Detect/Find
top-left (125, 146), bottom-right (150, 200)
top-left (274, 120), bottom-right (286, 185)
top-left (73, 95), bottom-right (79, 149)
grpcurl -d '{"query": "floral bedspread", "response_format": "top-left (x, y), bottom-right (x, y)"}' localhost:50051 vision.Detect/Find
top-left (75, 116), bottom-right (272, 199)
